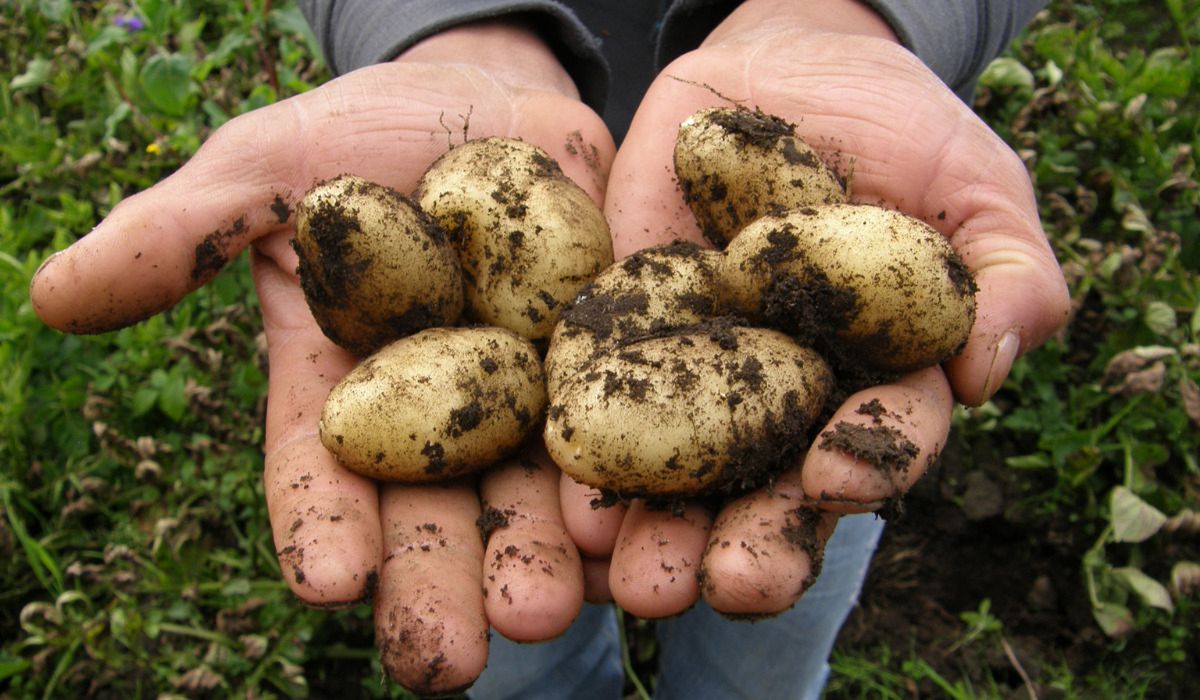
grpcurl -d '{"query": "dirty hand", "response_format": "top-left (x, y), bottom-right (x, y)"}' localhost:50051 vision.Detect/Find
top-left (29, 21), bottom-right (613, 695)
top-left (561, 0), bottom-right (1071, 617)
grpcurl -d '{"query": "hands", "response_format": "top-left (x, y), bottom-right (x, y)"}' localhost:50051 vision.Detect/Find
top-left (30, 0), bottom-right (1072, 691)
top-left (31, 21), bottom-right (613, 695)
top-left (562, 0), bottom-right (1071, 619)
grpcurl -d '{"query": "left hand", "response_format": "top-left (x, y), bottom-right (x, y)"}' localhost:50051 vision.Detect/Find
top-left (562, 0), bottom-right (1071, 617)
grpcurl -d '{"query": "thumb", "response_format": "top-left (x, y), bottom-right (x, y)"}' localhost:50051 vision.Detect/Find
top-left (30, 102), bottom-right (301, 333)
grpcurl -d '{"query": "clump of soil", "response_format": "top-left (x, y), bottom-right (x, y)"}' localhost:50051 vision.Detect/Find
top-left (818, 421), bottom-right (920, 473)
top-left (192, 216), bottom-right (246, 282)
top-left (475, 506), bottom-right (512, 541)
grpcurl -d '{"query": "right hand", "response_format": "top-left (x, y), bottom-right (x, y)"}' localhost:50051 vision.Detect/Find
top-left (30, 21), bottom-right (614, 695)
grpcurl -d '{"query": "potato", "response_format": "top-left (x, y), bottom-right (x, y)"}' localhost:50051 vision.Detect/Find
top-left (544, 241), bottom-right (722, 396)
top-left (674, 107), bottom-right (846, 247)
top-left (293, 175), bottom-right (464, 357)
top-left (720, 204), bottom-right (977, 373)
top-left (544, 325), bottom-right (833, 497)
top-left (416, 137), bottom-right (614, 342)
top-left (320, 326), bottom-right (546, 482)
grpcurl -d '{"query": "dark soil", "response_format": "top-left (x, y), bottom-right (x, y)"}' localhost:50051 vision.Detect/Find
top-left (192, 216), bottom-right (246, 282)
top-left (829, 427), bottom-right (1200, 699)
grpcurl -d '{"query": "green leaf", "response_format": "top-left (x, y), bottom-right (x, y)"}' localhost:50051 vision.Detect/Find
top-left (137, 0), bottom-right (170, 36)
top-left (270, 4), bottom-right (325, 65)
top-left (980, 57), bottom-right (1035, 91)
top-left (1119, 201), bottom-right (1154, 234)
top-left (221, 578), bottom-right (251, 596)
top-left (1005, 453), bottom-right (1051, 469)
top-left (1039, 59), bottom-right (1064, 87)
top-left (103, 102), bottom-right (132, 141)
top-left (86, 25), bottom-right (128, 57)
top-left (1144, 301), bottom-right (1178, 336)
top-left (1092, 601), bottom-right (1135, 638)
top-left (210, 30), bottom-right (252, 67)
top-left (1112, 567), bottom-right (1174, 612)
top-left (119, 46), bottom-right (139, 96)
top-left (157, 370), bottom-right (187, 422)
top-left (10, 57), bottom-right (52, 92)
top-left (0, 655), bottom-right (33, 683)
top-left (132, 385), bottom-right (158, 417)
top-left (177, 17), bottom-right (207, 47)
top-left (1110, 486), bottom-right (1167, 542)
top-left (38, 0), bottom-right (71, 23)
top-left (1098, 251), bottom-right (1125, 280)
top-left (139, 52), bottom-right (195, 116)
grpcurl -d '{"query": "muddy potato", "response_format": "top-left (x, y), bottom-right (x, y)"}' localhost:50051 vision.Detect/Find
top-left (720, 204), bottom-right (977, 373)
top-left (674, 107), bottom-right (846, 247)
top-left (545, 241), bottom-right (722, 396)
top-left (293, 175), bottom-right (464, 357)
top-left (321, 327), bottom-right (546, 482)
top-left (544, 325), bottom-right (833, 497)
top-left (415, 137), bottom-right (613, 342)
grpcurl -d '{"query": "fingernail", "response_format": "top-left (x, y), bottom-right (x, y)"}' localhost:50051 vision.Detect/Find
top-left (981, 330), bottom-right (1021, 400)
top-left (32, 250), bottom-right (60, 283)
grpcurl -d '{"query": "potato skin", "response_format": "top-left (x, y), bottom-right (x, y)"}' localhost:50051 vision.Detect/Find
top-left (674, 107), bottom-right (846, 247)
top-left (293, 175), bottom-right (464, 357)
top-left (544, 241), bottom-right (722, 397)
top-left (720, 204), bottom-right (977, 372)
top-left (320, 327), bottom-right (546, 482)
top-left (415, 137), bottom-right (614, 342)
top-left (544, 326), bottom-right (833, 497)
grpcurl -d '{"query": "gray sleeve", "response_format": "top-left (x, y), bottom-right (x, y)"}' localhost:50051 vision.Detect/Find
top-left (654, 0), bottom-right (1047, 101)
top-left (859, 0), bottom-right (1048, 99)
top-left (296, 0), bottom-right (609, 110)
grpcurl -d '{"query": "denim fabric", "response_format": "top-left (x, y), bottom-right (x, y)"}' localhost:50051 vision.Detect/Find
top-left (654, 514), bottom-right (885, 700)
top-left (470, 513), bottom-right (884, 699)
top-left (469, 603), bottom-right (626, 700)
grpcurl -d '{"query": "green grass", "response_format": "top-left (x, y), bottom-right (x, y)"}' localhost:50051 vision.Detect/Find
top-left (829, 1), bottom-right (1200, 697)
top-left (1, 1), bottom-right (1197, 698)
top-left (1, 2), bottom-right (412, 697)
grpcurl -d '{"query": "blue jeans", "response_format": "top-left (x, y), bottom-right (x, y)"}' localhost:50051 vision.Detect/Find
top-left (469, 513), bottom-right (884, 699)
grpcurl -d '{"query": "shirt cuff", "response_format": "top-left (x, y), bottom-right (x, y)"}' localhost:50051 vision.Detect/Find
top-left (299, 0), bottom-right (610, 111)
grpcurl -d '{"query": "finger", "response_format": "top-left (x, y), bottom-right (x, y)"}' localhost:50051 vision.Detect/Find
top-left (480, 446), bottom-right (584, 642)
top-left (608, 500), bottom-right (712, 619)
top-left (376, 478), bottom-right (489, 695)
top-left (802, 367), bottom-right (953, 513)
top-left (29, 63), bottom-right (614, 335)
top-left (700, 492), bottom-right (838, 615)
top-left (559, 472), bottom-right (627, 558)
top-left (31, 98), bottom-right (304, 334)
top-left (557, 473), bottom-right (624, 603)
top-left (582, 556), bottom-right (614, 603)
top-left (255, 247), bottom-right (382, 606)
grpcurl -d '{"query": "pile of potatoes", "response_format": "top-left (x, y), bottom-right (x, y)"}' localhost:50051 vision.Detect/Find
top-left (299, 107), bottom-right (976, 499)
top-left (294, 138), bottom-right (612, 482)
top-left (542, 107), bottom-right (977, 497)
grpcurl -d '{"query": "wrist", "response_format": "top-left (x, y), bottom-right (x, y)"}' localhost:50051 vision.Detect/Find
top-left (703, 0), bottom-right (898, 47)
top-left (395, 20), bottom-right (580, 100)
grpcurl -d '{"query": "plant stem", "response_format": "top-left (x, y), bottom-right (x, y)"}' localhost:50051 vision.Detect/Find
top-left (616, 607), bottom-right (652, 700)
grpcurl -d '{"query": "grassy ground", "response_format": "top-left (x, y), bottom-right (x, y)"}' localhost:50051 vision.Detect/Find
top-left (1, 1), bottom-right (1197, 698)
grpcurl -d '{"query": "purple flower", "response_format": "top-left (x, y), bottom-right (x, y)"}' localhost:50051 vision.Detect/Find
top-left (114, 15), bottom-right (145, 32)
